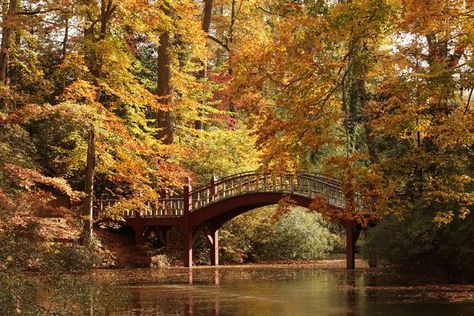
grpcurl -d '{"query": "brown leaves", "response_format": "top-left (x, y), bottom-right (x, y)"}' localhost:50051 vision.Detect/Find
top-left (0, 189), bottom-right (70, 228)
top-left (272, 195), bottom-right (296, 223)
top-left (2, 163), bottom-right (82, 201)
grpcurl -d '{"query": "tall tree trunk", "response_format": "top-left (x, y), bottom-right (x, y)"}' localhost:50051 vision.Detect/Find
top-left (84, 0), bottom-right (116, 78)
top-left (0, 0), bottom-right (17, 84)
top-left (99, 0), bottom-right (115, 40)
top-left (194, 0), bottom-right (214, 130)
top-left (83, 127), bottom-right (96, 246)
top-left (227, 0), bottom-right (238, 122)
top-left (62, 16), bottom-right (69, 60)
top-left (156, 30), bottom-right (173, 144)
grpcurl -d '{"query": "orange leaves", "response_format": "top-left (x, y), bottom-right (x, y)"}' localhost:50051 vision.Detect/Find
top-left (272, 196), bottom-right (296, 223)
top-left (2, 163), bottom-right (81, 200)
top-left (59, 80), bottom-right (99, 103)
top-left (309, 194), bottom-right (343, 220)
top-left (398, 0), bottom-right (466, 35)
top-left (5, 102), bottom-right (102, 126)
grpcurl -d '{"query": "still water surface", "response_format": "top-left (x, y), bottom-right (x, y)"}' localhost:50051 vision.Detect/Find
top-left (79, 263), bottom-right (474, 315)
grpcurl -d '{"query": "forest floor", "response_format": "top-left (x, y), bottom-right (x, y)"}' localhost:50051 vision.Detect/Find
top-left (31, 213), bottom-right (147, 268)
top-left (94, 228), bottom-right (151, 268)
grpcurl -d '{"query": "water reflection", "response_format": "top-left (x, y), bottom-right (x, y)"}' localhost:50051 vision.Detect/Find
top-left (30, 266), bottom-right (474, 315)
top-left (345, 271), bottom-right (357, 316)
top-left (186, 268), bottom-right (221, 285)
top-left (115, 268), bottom-right (367, 315)
top-left (107, 267), bottom-right (474, 316)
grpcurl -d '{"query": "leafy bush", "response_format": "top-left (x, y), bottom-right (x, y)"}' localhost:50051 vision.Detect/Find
top-left (0, 190), bottom-right (98, 273)
top-left (260, 208), bottom-right (341, 261)
top-left (363, 209), bottom-right (474, 280)
top-left (0, 272), bottom-right (42, 315)
top-left (220, 206), bottom-right (341, 263)
top-left (46, 244), bottom-right (100, 272)
top-left (0, 190), bottom-right (104, 315)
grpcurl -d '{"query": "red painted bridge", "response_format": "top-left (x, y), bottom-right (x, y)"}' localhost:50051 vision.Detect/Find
top-left (97, 171), bottom-right (370, 269)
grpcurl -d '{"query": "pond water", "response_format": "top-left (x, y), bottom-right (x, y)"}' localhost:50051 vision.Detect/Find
top-left (40, 261), bottom-right (474, 315)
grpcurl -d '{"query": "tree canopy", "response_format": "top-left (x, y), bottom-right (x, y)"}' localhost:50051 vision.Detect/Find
top-left (0, 0), bottom-right (472, 232)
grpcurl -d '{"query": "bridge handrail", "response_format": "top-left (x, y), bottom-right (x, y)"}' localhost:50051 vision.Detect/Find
top-left (189, 171), bottom-right (342, 196)
top-left (94, 171), bottom-right (356, 218)
top-left (188, 172), bottom-right (347, 212)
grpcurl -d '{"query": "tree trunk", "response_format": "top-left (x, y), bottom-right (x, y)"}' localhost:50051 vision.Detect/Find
top-left (227, 0), bottom-right (237, 117)
top-left (83, 127), bottom-right (96, 246)
top-left (99, 0), bottom-right (115, 40)
top-left (62, 16), bottom-right (69, 60)
top-left (194, 0), bottom-right (214, 130)
top-left (83, 0), bottom-right (116, 78)
top-left (156, 30), bottom-right (173, 144)
top-left (0, 0), bottom-right (17, 84)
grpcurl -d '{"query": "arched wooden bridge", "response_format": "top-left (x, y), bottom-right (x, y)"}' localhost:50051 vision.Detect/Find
top-left (97, 171), bottom-right (371, 269)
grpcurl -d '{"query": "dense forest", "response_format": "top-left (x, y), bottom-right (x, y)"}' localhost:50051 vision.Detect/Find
top-left (0, 0), bottom-right (473, 291)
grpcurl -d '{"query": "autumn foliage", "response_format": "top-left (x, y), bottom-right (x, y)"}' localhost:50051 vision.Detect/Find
top-left (0, 0), bottom-right (472, 276)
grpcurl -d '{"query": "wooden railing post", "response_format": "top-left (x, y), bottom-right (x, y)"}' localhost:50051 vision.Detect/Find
top-left (289, 174), bottom-right (295, 194)
top-left (210, 175), bottom-right (217, 202)
top-left (159, 188), bottom-right (166, 216)
top-left (183, 177), bottom-right (192, 214)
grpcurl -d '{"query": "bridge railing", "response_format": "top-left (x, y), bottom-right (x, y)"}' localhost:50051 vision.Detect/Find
top-left (94, 171), bottom-right (356, 218)
top-left (189, 172), bottom-right (347, 211)
top-left (142, 197), bottom-right (184, 217)
top-left (96, 196), bottom-right (184, 218)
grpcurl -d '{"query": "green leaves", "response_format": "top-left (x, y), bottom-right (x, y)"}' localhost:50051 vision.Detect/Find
top-left (220, 206), bottom-right (341, 263)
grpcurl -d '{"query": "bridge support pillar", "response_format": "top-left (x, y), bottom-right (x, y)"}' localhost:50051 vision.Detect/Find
top-left (203, 225), bottom-right (219, 266)
top-left (164, 228), bottom-right (171, 251)
top-left (209, 229), bottom-right (219, 266)
top-left (183, 177), bottom-right (194, 267)
top-left (133, 225), bottom-right (145, 246)
top-left (368, 254), bottom-right (377, 268)
top-left (184, 228), bottom-right (194, 267)
top-left (344, 220), bottom-right (361, 270)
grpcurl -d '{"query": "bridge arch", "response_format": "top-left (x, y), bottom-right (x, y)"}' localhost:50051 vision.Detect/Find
top-left (103, 171), bottom-right (367, 269)
top-left (188, 191), bottom-right (313, 228)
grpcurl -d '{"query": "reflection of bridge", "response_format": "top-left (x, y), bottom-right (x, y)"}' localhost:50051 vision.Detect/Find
top-left (98, 172), bottom-right (369, 269)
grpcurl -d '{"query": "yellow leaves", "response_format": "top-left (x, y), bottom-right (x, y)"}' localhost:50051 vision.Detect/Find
top-left (60, 80), bottom-right (98, 103)
top-left (6, 102), bottom-right (102, 127)
top-left (433, 210), bottom-right (454, 225)
top-left (398, 0), bottom-right (467, 35)
top-left (429, 112), bottom-right (474, 150)
top-left (56, 52), bottom-right (89, 74)
top-left (181, 127), bottom-right (260, 184)
top-left (458, 207), bottom-right (471, 220)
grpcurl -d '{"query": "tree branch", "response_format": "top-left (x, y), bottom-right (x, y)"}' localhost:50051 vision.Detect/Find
top-left (464, 88), bottom-right (473, 115)
top-left (257, 6), bottom-right (287, 18)
top-left (207, 35), bottom-right (230, 52)
top-left (17, 8), bottom-right (63, 15)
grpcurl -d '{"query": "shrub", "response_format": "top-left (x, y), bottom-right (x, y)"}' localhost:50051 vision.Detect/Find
top-left (260, 208), bottom-right (340, 261)
top-left (46, 244), bottom-right (100, 272)
top-left (363, 209), bottom-right (474, 280)
top-left (220, 206), bottom-right (341, 263)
